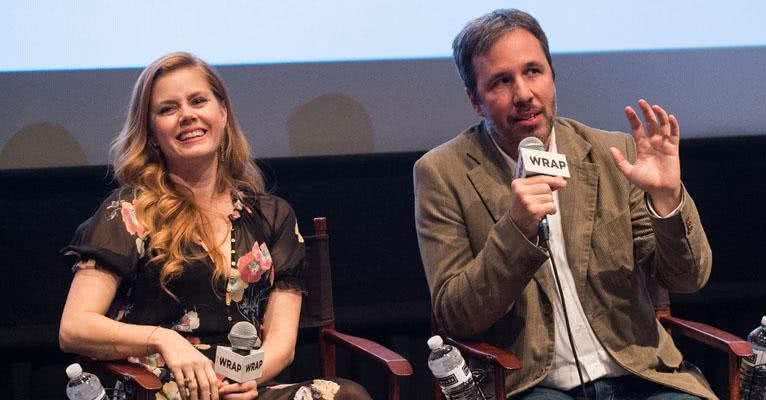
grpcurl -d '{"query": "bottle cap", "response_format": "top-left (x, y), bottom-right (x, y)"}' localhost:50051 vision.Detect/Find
top-left (761, 316), bottom-right (766, 327)
top-left (65, 363), bottom-right (83, 379)
top-left (427, 335), bottom-right (444, 350)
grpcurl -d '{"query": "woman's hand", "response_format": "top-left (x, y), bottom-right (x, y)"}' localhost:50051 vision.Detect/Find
top-left (153, 328), bottom-right (220, 400)
top-left (219, 380), bottom-right (258, 399)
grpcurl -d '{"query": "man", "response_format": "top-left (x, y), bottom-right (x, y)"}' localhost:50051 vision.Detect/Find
top-left (414, 9), bottom-right (715, 399)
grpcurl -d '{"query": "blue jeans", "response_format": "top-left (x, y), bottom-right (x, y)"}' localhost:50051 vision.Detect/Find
top-left (515, 375), bottom-right (701, 400)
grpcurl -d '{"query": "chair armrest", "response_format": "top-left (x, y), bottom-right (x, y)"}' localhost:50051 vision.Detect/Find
top-left (321, 328), bottom-right (414, 377)
top-left (445, 338), bottom-right (522, 372)
top-left (658, 315), bottom-right (753, 358)
top-left (101, 360), bottom-right (163, 391)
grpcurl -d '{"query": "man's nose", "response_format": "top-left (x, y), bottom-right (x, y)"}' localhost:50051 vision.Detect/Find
top-left (512, 80), bottom-right (534, 106)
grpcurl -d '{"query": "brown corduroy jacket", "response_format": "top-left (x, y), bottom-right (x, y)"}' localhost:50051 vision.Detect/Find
top-left (414, 117), bottom-right (716, 399)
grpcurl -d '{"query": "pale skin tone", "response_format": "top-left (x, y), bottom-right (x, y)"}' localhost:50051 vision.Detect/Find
top-left (468, 29), bottom-right (682, 240)
top-left (60, 67), bottom-right (301, 400)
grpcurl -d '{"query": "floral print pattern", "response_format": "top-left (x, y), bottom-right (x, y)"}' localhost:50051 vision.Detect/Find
top-left (227, 268), bottom-right (248, 303)
top-left (237, 242), bottom-right (273, 284)
top-left (106, 199), bottom-right (149, 256)
top-left (65, 189), bottom-right (308, 398)
top-left (295, 222), bottom-right (304, 244)
top-left (291, 379), bottom-right (341, 400)
top-left (172, 310), bottom-right (200, 332)
top-left (157, 381), bottom-right (182, 400)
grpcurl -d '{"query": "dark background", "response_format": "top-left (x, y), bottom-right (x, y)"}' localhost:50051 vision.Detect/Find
top-left (1, 134), bottom-right (764, 399)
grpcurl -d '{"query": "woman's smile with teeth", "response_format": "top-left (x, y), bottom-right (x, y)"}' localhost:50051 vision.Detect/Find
top-left (177, 129), bottom-right (206, 141)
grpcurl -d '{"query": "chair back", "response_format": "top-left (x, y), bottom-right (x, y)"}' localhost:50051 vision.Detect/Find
top-left (295, 217), bottom-right (338, 378)
top-left (298, 217), bottom-right (335, 330)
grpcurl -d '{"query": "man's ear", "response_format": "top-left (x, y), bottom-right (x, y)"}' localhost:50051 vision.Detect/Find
top-left (466, 88), bottom-right (484, 117)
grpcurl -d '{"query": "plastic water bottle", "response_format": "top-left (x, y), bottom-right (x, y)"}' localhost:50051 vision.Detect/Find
top-left (65, 363), bottom-right (107, 400)
top-left (427, 335), bottom-right (483, 400)
top-left (741, 316), bottom-right (766, 400)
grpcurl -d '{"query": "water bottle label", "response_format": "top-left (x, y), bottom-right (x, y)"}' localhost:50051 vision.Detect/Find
top-left (434, 360), bottom-right (473, 390)
top-left (445, 380), bottom-right (483, 400)
top-left (743, 349), bottom-right (766, 369)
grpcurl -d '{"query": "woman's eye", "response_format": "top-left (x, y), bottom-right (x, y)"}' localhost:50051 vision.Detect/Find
top-left (192, 97), bottom-right (208, 106)
top-left (158, 106), bottom-right (175, 114)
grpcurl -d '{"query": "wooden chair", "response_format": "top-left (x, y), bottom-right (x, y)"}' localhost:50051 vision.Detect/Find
top-left (649, 278), bottom-right (753, 400)
top-left (432, 279), bottom-right (753, 400)
top-left (430, 315), bottom-right (521, 400)
top-left (90, 217), bottom-right (413, 400)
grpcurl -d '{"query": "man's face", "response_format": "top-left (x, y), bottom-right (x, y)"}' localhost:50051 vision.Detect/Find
top-left (468, 28), bottom-right (556, 156)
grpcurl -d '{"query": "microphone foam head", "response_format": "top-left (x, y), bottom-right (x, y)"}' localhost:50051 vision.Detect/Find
top-left (228, 321), bottom-right (260, 350)
top-left (518, 136), bottom-right (545, 151)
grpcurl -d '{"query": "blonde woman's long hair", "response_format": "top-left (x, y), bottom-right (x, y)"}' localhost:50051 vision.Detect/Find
top-left (110, 52), bottom-right (264, 296)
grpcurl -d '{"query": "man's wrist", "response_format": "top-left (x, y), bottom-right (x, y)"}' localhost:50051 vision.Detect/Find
top-left (646, 186), bottom-right (685, 218)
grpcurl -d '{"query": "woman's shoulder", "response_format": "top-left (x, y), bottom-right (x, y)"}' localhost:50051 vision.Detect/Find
top-left (101, 185), bottom-right (139, 204)
top-left (238, 190), bottom-right (295, 216)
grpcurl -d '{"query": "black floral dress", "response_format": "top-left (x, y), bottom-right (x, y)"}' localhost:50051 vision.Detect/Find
top-left (64, 187), bottom-right (367, 400)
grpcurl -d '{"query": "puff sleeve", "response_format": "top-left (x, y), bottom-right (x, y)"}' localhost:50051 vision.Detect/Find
top-left (62, 188), bottom-right (146, 279)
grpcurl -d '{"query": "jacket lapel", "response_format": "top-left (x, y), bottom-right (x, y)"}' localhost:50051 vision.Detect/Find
top-left (461, 121), bottom-right (600, 299)
top-left (555, 120), bottom-right (599, 291)
top-left (464, 124), bottom-right (560, 302)
top-left (465, 123), bottom-right (514, 223)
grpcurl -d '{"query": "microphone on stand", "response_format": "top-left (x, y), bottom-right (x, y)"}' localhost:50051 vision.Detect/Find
top-left (214, 321), bottom-right (265, 383)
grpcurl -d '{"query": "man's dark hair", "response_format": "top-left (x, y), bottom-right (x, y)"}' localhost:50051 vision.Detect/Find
top-left (452, 9), bottom-right (555, 95)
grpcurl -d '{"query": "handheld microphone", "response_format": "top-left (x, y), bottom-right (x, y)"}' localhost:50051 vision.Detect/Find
top-left (214, 321), bottom-right (265, 383)
top-left (514, 136), bottom-right (570, 179)
top-left (514, 136), bottom-right (568, 240)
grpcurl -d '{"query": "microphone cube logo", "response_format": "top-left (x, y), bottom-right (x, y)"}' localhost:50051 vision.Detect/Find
top-left (518, 148), bottom-right (570, 178)
top-left (214, 346), bottom-right (265, 383)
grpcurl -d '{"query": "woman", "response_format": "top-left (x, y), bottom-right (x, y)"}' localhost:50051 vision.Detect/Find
top-left (59, 52), bottom-right (371, 400)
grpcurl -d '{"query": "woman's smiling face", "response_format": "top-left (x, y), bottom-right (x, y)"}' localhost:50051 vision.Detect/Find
top-left (149, 66), bottom-right (228, 172)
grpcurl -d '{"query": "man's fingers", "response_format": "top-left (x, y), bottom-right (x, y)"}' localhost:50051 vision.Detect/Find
top-left (669, 114), bottom-right (680, 138)
top-left (547, 177), bottom-right (567, 191)
top-left (520, 175), bottom-right (567, 192)
top-left (624, 106), bottom-right (643, 132)
top-left (638, 99), bottom-right (660, 136)
top-left (610, 147), bottom-right (632, 176)
top-left (535, 201), bottom-right (558, 216)
top-left (653, 104), bottom-right (670, 128)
